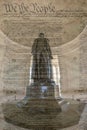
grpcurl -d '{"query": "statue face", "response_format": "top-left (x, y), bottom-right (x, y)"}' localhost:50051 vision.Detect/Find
top-left (39, 33), bottom-right (44, 39)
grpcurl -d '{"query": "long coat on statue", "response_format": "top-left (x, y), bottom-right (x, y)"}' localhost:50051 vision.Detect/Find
top-left (31, 37), bottom-right (53, 82)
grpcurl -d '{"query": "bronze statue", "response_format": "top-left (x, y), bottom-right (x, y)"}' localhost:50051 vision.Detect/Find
top-left (17, 33), bottom-right (56, 107)
top-left (31, 33), bottom-right (53, 83)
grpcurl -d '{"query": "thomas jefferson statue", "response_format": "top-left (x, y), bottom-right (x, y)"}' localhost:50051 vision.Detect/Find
top-left (31, 33), bottom-right (53, 83)
top-left (17, 33), bottom-right (61, 112)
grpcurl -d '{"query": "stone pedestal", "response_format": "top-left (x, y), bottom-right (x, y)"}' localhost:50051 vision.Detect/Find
top-left (3, 80), bottom-right (84, 130)
top-left (3, 99), bottom-right (85, 130)
top-left (8, 80), bottom-right (76, 130)
top-left (17, 80), bottom-right (62, 114)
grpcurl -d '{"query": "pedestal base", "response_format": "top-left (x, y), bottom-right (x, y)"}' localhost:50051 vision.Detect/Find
top-left (2, 82), bottom-right (85, 129)
top-left (2, 99), bottom-right (85, 130)
top-left (17, 81), bottom-right (62, 115)
top-left (17, 98), bottom-right (62, 116)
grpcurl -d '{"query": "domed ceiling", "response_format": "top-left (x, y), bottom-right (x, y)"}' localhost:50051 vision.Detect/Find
top-left (0, 0), bottom-right (87, 47)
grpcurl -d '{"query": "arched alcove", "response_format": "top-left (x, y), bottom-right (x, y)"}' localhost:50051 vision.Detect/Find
top-left (0, 25), bottom-right (87, 101)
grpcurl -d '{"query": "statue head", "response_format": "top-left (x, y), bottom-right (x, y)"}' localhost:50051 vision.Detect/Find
top-left (39, 33), bottom-right (44, 38)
